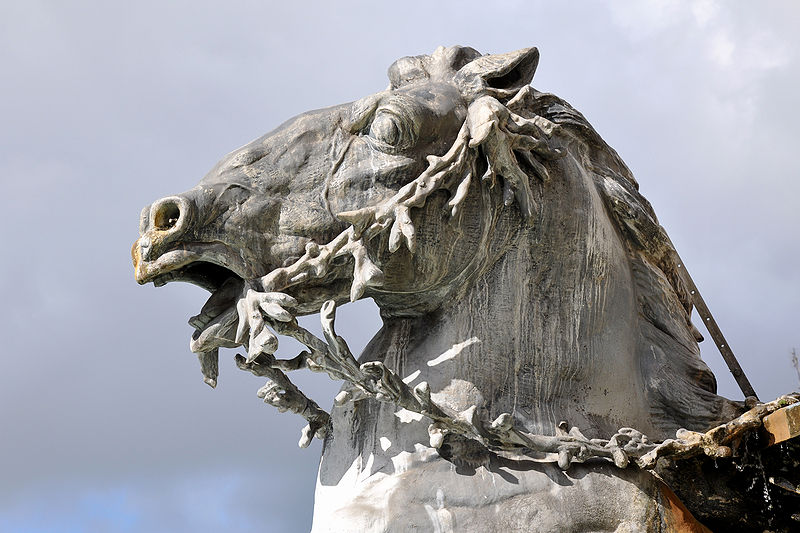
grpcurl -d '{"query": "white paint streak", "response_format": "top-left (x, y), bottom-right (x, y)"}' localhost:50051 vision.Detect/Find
top-left (394, 408), bottom-right (424, 423)
top-left (402, 369), bottom-right (421, 384)
top-left (426, 337), bottom-right (480, 367)
top-left (313, 454), bottom-right (385, 529)
top-left (390, 443), bottom-right (438, 474)
top-left (424, 488), bottom-right (454, 533)
top-left (358, 453), bottom-right (375, 483)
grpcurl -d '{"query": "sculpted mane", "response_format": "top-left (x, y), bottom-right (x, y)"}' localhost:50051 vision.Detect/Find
top-left (522, 90), bottom-right (732, 432)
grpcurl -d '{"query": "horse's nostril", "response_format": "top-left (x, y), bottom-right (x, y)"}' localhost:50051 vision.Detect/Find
top-left (145, 195), bottom-right (193, 239)
top-left (153, 200), bottom-right (182, 230)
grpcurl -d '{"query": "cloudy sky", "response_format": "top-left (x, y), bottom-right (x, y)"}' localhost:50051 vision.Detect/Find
top-left (1, 1), bottom-right (798, 531)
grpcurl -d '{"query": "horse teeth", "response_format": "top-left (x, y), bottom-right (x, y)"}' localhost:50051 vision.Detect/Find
top-left (188, 313), bottom-right (208, 330)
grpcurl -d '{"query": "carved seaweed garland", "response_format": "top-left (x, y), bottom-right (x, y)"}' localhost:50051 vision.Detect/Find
top-left (225, 91), bottom-right (560, 444)
top-left (192, 87), bottom-right (779, 471)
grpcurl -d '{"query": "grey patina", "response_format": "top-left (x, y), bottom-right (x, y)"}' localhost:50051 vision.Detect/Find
top-left (133, 46), bottom-right (761, 531)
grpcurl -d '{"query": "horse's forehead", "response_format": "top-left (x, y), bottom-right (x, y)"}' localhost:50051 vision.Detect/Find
top-left (385, 82), bottom-right (465, 114)
top-left (388, 46), bottom-right (481, 89)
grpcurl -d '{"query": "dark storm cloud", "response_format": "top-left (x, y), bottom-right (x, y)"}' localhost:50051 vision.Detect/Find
top-left (1, 1), bottom-right (797, 531)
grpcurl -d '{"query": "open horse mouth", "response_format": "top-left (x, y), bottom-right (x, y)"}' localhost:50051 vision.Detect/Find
top-left (132, 242), bottom-right (248, 354)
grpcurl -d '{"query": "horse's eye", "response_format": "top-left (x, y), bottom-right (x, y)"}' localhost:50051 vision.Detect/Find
top-left (367, 110), bottom-right (412, 152)
top-left (370, 112), bottom-right (401, 146)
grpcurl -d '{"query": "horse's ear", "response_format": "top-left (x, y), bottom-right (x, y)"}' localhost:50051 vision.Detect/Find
top-left (454, 47), bottom-right (539, 99)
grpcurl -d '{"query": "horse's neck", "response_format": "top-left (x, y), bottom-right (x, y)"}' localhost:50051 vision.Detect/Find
top-left (368, 163), bottom-right (656, 440)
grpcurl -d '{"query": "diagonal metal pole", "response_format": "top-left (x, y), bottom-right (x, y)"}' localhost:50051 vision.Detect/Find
top-left (670, 248), bottom-right (759, 401)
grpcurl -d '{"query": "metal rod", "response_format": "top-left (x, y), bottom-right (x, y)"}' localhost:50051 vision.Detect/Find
top-left (671, 250), bottom-right (759, 401)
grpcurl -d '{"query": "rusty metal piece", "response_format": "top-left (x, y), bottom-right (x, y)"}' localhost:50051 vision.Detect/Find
top-left (671, 249), bottom-right (759, 400)
top-left (658, 481), bottom-right (714, 533)
top-left (763, 402), bottom-right (800, 446)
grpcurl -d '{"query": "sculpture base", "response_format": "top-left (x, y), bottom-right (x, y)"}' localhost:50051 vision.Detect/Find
top-left (312, 447), bottom-right (708, 533)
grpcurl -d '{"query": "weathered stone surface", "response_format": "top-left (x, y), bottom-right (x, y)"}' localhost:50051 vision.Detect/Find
top-left (132, 46), bottom-right (793, 531)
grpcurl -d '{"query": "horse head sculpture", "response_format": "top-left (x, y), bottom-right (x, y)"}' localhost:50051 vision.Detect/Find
top-left (133, 46), bottom-right (747, 531)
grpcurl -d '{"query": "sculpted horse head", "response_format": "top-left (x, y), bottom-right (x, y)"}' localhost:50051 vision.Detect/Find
top-left (133, 46), bottom-right (744, 531)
